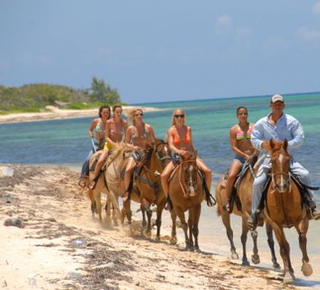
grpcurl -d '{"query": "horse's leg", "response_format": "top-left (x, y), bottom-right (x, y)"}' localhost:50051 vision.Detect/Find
top-left (93, 190), bottom-right (103, 222)
top-left (240, 216), bottom-right (250, 266)
top-left (176, 208), bottom-right (190, 249)
top-left (250, 228), bottom-right (260, 265)
top-left (170, 209), bottom-right (177, 245)
top-left (87, 189), bottom-right (97, 216)
top-left (270, 220), bottom-right (295, 283)
top-left (141, 198), bottom-right (152, 234)
top-left (296, 217), bottom-right (312, 277)
top-left (265, 222), bottom-right (281, 269)
top-left (140, 206), bottom-right (147, 228)
top-left (188, 209), bottom-right (194, 249)
top-left (193, 204), bottom-right (201, 252)
top-left (221, 211), bottom-right (239, 260)
top-left (155, 201), bottom-right (165, 241)
top-left (121, 200), bottom-right (132, 225)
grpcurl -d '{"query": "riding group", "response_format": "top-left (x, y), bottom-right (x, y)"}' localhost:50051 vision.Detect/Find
top-left (78, 94), bottom-right (320, 284)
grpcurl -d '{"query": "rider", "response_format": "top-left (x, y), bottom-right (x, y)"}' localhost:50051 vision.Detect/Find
top-left (122, 108), bottom-right (156, 202)
top-left (248, 94), bottom-right (320, 229)
top-left (78, 105), bottom-right (111, 187)
top-left (224, 106), bottom-right (259, 213)
top-left (88, 105), bottom-right (127, 190)
top-left (161, 109), bottom-right (212, 205)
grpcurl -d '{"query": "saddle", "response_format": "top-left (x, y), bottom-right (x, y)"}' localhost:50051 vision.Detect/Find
top-left (222, 156), bottom-right (258, 213)
top-left (89, 152), bottom-right (102, 171)
top-left (260, 171), bottom-right (319, 213)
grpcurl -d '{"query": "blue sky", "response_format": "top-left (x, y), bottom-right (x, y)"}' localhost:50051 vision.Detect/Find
top-left (1, 1), bottom-right (320, 104)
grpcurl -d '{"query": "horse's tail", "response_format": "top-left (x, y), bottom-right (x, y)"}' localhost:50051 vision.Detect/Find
top-left (200, 171), bottom-right (216, 207)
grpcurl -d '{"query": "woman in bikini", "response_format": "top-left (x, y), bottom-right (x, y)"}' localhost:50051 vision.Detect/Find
top-left (78, 105), bottom-right (111, 187)
top-left (122, 108), bottom-right (156, 202)
top-left (224, 106), bottom-right (259, 213)
top-left (161, 108), bottom-right (212, 202)
top-left (88, 105), bottom-right (128, 189)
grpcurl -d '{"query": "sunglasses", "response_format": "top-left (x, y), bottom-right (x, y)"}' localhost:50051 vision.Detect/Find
top-left (174, 114), bottom-right (185, 118)
top-left (238, 113), bottom-right (248, 116)
top-left (135, 113), bottom-right (143, 116)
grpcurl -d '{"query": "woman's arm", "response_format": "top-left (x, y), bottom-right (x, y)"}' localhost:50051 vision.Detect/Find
top-left (124, 126), bottom-right (139, 151)
top-left (105, 121), bottom-right (115, 147)
top-left (88, 118), bottom-right (98, 139)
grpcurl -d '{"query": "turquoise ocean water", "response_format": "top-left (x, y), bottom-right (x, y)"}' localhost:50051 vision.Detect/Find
top-left (1, 92), bottom-right (320, 286)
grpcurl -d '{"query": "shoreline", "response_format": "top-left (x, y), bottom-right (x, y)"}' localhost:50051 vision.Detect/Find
top-left (0, 105), bottom-right (162, 124)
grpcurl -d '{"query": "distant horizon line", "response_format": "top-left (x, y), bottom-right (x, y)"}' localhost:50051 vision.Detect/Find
top-left (132, 91), bottom-right (320, 106)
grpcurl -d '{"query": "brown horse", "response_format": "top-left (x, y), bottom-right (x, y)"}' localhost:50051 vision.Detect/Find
top-left (169, 153), bottom-right (214, 250)
top-left (121, 139), bottom-right (170, 239)
top-left (263, 139), bottom-right (312, 284)
top-left (215, 160), bottom-right (280, 268)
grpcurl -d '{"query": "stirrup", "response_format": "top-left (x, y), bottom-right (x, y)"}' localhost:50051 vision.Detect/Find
top-left (78, 179), bottom-right (87, 188)
top-left (88, 175), bottom-right (100, 190)
top-left (307, 208), bottom-right (320, 220)
top-left (78, 176), bottom-right (88, 188)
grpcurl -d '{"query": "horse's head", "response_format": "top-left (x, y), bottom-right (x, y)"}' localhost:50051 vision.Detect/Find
top-left (155, 139), bottom-right (171, 168)
top-left (180, 154), bottom-right (199, 197)
top-left (269, 139), bottom-right (291, 193)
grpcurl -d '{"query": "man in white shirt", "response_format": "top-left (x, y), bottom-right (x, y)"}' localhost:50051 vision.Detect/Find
top-left (248, 94), bottom-right (320, 229)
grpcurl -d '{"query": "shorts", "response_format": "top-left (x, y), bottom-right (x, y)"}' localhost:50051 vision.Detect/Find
top-left (233, 154), bottom-right (246, 164)
top-left (103, 142), bottom-right (113, 150)
top-left (171, 152), bottom-right (181, 164)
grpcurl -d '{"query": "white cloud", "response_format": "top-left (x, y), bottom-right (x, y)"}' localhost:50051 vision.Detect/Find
top-left (295, 26), bottom-right (320, 42)
top-left (215, 15), bottom-right (233, 35)
top-left (312, 0), bottom-right (320, 15)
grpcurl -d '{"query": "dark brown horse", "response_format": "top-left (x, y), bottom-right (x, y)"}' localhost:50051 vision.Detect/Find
top-left (263, 139), bottom-right (313, 284)
top-left (121, 139), bottom-right (170, 240)
top-left (168, 153), bottom-right (214, 250)
top-left (215, 158), bottom-right (280, 268)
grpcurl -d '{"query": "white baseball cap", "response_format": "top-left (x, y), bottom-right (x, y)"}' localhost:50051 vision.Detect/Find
top-left (271, 94), bottom-right (284, 103)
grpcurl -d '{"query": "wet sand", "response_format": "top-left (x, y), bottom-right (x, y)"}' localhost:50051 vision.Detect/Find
top-left (0, 164), bottom-right (295, 290)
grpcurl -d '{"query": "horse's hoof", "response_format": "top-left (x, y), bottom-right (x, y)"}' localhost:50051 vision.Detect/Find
top-left (231, 252), bottom-right (239, 260)
top-left (242, 260), bottom-right (250, 266)
top-left (170, 237), bottom-right (177, 245)
top-left (301, 261), bottom-right (313, 277)
top-left (273, 262), bottom-right (281, 270)
top-left (251, 254), bottom-right (260, 265)
top-left (283, 272), bottom-right (295, 284)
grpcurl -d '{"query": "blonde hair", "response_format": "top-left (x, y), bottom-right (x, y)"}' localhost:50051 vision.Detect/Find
top-left (171, 108), bottom-right (186, 126)
top-left (127, 107), bottom-right (143, 125)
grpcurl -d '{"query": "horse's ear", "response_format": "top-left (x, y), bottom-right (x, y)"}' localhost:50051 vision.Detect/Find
top-left (262, 140), bottom-right (272, 152)
top-left (283, 139), bottom-right (288, 150)
top-left (270, 139), bottom-right (276, 149)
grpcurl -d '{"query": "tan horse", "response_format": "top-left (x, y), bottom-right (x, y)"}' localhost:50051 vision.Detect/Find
top-left (215, 160), bottom-right (280, 268)
top-left (88, 143), bottom-right (128, 223)
top-left (263, 139), bottom-right (312, 284)
top-left (121, 139), bottom-right (170, 239)
top-left (169, 154), bottom-right (215, 250)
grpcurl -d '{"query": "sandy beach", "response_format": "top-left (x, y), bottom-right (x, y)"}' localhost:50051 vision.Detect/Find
top-left (0, 164), bottom-right (299, 290)
top-left (0, 105), bottom-right (161, 124)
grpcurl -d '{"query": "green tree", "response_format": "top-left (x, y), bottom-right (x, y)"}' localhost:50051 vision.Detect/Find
top-left (89, 76), bottom-right (121, 104)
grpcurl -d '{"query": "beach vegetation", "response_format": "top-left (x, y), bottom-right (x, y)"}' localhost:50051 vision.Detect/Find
top-left (0, 80), bottom-right (123, 114)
